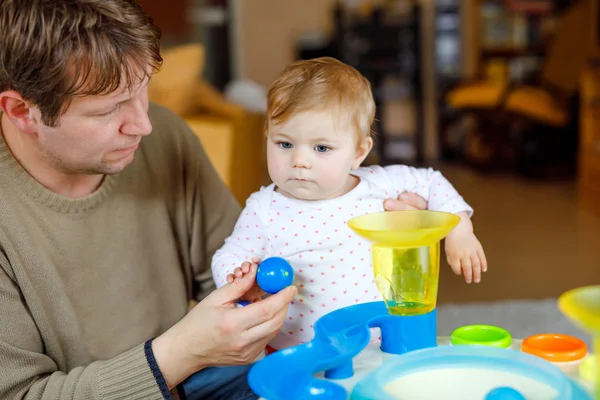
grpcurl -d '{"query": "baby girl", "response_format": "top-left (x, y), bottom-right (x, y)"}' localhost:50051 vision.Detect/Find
top-left (212, 57), bottom-right (487, 351)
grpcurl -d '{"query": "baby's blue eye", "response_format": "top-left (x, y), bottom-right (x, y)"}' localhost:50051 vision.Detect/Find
top-left (315, 145), bottom-right (330, 153)
top-left (279, 142), bottom-right (293, 149)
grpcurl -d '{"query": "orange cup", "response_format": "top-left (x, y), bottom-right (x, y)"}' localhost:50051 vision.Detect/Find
top-left (522, 333), bottom-right (588, 364)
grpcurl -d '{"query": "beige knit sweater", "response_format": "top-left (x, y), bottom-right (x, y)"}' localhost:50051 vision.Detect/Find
top-left (0, 104), bottom-right (240, 399)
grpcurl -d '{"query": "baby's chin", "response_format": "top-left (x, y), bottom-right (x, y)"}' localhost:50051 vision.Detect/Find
top-left (277, 185), bottom-right (340, 201)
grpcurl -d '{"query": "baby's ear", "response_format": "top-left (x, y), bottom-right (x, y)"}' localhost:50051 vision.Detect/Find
top-left (352, 136), bottom-right (373, 169)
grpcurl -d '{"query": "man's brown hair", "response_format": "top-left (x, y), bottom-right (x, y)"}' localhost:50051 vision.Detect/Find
top-left (0, 0), bottom-right (162, 127)
top-left (266, 57), bottom-right (375, 139)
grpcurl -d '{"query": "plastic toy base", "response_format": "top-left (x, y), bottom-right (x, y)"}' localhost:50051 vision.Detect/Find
top-left (289, 340), bottom-right (592, 400)
top-left (248, 302), bottom-right (436, 398)
top-left (246, 279), bottom-right (600, 400)
top-left (248, 301), bottom-right (595, 399)
top-left (350, 345), bottom-right (590, 400)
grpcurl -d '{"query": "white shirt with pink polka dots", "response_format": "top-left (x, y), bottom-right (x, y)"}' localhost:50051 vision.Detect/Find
top-left (211, 165), bottom-right (473, 349)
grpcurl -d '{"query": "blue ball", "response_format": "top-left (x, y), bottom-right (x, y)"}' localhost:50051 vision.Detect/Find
top-left (256, 257), bottom-right (294, 294)
top-left (485, 387), bottom-right (526, 400)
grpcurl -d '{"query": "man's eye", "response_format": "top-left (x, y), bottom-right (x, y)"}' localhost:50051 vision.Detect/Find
top-left (98, 104), bottom-right (121, 116)
top-left (279, 142), bottom-right (293, 149)
top-left (315, 145), bottom-right (330, 153)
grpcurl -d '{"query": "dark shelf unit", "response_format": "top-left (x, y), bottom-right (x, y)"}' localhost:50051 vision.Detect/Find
top-left (434, 0), bottom-right (465, 161)
top-left (332, 3), bottom-right (424, 166)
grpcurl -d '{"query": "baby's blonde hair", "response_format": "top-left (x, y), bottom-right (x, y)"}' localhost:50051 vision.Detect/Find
top-left (266, 57), bottom-right (375, 139)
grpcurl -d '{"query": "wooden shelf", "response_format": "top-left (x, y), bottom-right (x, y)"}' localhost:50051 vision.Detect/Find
top-left (578, 66), bottom-right (600, 215)
top-left (481, 46), bottom-right (546, 59)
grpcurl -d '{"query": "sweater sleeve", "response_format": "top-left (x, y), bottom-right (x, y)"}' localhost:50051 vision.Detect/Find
top-left (211, 192), bottom-right (269, 288)
top-left (0, 256), bottom-right (169, 400)
top-left (381, 165), bottom-right (473, 216)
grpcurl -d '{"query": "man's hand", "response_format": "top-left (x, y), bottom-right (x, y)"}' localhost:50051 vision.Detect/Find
top-left (384, 191), bottom-right (428, 211)
top-left (444, 213), bottom-right (487, 284)
top-left (152, 263), bottom-right (296, 389)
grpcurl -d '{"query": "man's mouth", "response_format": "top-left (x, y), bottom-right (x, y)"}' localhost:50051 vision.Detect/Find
top-left (114, 139), bottom-right (141, 153)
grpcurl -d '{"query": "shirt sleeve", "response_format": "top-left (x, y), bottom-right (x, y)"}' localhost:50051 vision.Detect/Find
top-left (382, 165), bottom-right (473, 216)
top-left (211, 192), bottom-right (269, 288)
top-left (0, 255), bottom-right (170, 400)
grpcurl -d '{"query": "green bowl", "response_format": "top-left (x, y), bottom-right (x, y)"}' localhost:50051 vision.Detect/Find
top-left (450, 325), bottom-right (512, 348)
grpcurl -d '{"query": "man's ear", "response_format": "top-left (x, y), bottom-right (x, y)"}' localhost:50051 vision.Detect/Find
top-left (0, 91), bottom-right (39, 135)
top-left (352, 136), bottom-right (373, 169)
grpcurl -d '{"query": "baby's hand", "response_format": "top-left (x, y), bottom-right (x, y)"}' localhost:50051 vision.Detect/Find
top-left (444, 223), bottom-right (487, 284)
top-left (227, 257), bottom-right (265, 301)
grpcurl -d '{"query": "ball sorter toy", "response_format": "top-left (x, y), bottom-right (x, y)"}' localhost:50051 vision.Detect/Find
top-left (248, 211), bottom-right (598, 400)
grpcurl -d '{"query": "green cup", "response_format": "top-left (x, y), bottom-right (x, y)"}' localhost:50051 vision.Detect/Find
top-left (450, 325), bottom-right (512, 348)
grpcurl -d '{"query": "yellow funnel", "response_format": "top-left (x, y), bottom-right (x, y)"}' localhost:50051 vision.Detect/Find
top-left (348, 211), bottom-right (460, 316)
top-left (558, 285), bottom-right (600, 398)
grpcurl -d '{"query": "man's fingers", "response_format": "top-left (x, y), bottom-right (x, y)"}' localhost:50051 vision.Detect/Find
top-left (383, 198), bottom-right (404, 211)
top-left (243, 303), bottom-right (291, 344)
top-left (245, 285), bottom-right (267, 301)
top-left (383, 193), bottom-right (428, 211)
top-left (383, 199), bottom-right (415, 211)
top-left (233, 285), bottom-right (297, 331)
top-left (400, 192), bottom-right (428, 210)
top-left (241, 330), bottom-right (282, 362)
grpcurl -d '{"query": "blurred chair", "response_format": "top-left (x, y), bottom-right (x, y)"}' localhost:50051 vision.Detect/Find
top-left (148, 43), bottom-right (269, 204)
top-left (446, 0), bottom-right (589, 177)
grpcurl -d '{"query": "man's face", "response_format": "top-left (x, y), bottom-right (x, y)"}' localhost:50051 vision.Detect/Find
top-left (30, 76), bottom-right (153, 175)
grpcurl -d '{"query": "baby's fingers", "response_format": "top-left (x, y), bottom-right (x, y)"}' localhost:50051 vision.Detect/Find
top-left (226, 273), bottom-right (235, 283)
top-left (461, 257), bottom-right (473, 284)
top-left (447, 256), bottom-right (462, 276)
top-left (478, 248), bottom-right (488, 273)
top-left (234, 265), bottom-right (245, 279)
top-left (241, 261), bottom-right (252, 274)
top-left (471, 254), bottom-right (481, 283)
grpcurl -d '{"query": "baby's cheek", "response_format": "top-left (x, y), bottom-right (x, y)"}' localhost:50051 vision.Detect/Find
top-left (268, 158), bottom-right (285, 183)
top-left (319, 166), bottom-right (345, 186)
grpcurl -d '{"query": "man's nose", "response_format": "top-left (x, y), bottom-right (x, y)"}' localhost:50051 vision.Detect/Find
top-left (120, 97), bottom-right (152, 137)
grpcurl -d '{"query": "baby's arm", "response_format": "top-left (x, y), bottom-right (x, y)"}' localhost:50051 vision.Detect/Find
top-left (382, 165), bottom-right (487, 283)
top-left (211, 194), bottom-right (268, 289)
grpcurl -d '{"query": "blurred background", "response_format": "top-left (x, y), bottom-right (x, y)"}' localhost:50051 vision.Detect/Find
top-left (140, 0), bottom-right (599, 338)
